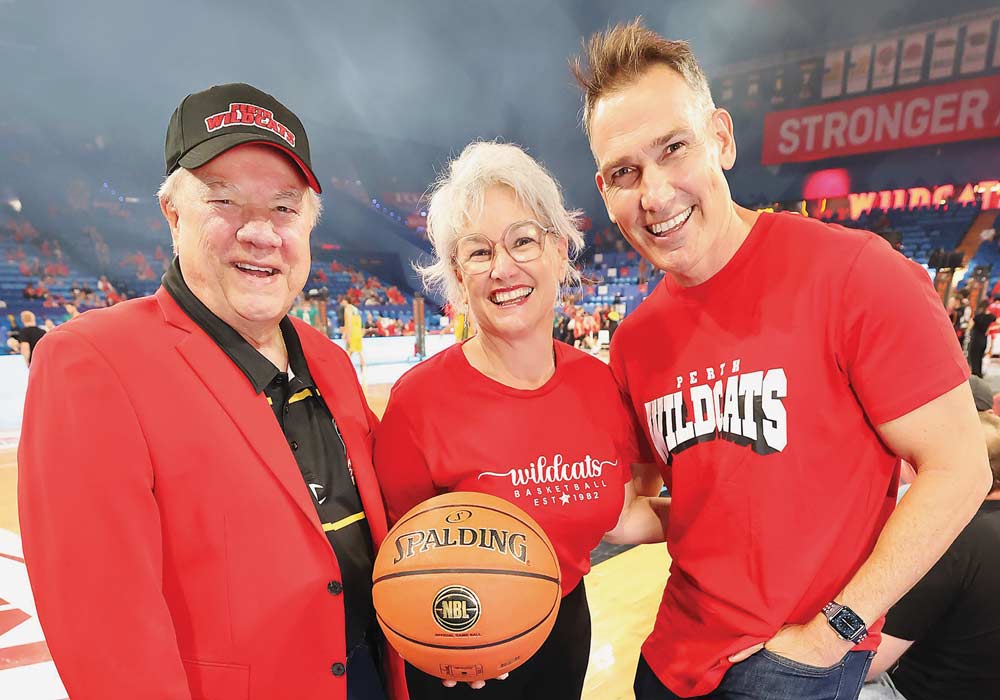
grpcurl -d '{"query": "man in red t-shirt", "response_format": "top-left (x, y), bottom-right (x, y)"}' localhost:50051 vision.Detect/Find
top-left (571, 19), bottom-right (993, 700)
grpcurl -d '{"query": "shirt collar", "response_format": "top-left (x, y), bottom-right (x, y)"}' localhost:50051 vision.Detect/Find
top-left (162, 257), bottom-right (313, 393)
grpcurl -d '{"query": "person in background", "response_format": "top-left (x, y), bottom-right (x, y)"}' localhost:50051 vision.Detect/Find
top-left (967, 299), bottom-right (994, 377)
top-left (861, 375), bottom-right (1000, 700)
top-left (16, 310), bottom-right (46, 366)
top-left (340, 296), bottom-right (367, 385)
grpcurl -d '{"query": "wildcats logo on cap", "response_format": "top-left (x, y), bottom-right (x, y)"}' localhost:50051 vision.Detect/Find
top-left (204, 103), bottom-right (297, 147)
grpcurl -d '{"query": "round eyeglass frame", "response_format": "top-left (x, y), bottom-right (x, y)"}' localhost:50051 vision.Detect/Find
top-left (452, 220), bottom-right (557, 275)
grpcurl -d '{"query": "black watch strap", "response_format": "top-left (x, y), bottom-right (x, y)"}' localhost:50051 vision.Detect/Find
top-left (822, 601), bottom-right (868, 644)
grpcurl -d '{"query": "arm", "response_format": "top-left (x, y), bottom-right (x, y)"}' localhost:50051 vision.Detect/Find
top-left (836, 381), bottom-right (990, 627)
top-left (18, 330), bottom-right (191, 699)
top-left (734, 382), bottom-right (991, 666)
top-left (866, 634), bottom-right (913, 680)
top-left (372, 389), bottom-right (439, 525)
top-left (19, 340), bottom-right (30, 365)
top-left (604, 462), bottom-right (669, 545)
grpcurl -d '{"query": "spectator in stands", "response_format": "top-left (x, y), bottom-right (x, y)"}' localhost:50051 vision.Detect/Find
top-left (860, 375), bottom-right (1000, 700)
top-left (988, 297), bottom-right (1000, 359)
top-left (374, 141), bottom-right (663, 700)
top-left (16, 310), bottom-right (45, 366)
top-left (339, 297), bottom-right (367, 385)
top-left (951, 291), bottom-right (972, 345)
top-left (573, 20), bottom-right (990, 700)
top-left (18, 82), bottom-right (402, 700)
top-left (967, 299), bottom-right (995, 377)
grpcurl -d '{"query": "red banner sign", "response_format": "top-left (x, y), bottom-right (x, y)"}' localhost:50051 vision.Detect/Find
top-left (762, 74), bottom-right (1000, 164)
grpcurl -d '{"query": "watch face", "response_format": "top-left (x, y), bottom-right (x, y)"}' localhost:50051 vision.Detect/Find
top-left (831, 608), bottom-right (866, 639)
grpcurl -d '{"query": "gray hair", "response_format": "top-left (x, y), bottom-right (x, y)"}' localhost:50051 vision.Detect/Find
top-left (156, 166), bottom-right (323, 237)
top-left (416, 141), bottom-right (585, 309)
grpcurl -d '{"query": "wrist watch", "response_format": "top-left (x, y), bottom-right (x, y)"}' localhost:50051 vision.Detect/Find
top-left (821, 601), bottom-right (868, 644)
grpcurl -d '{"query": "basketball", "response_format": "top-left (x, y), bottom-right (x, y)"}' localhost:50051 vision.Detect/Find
top-left (372, 492), bottom-right (562, 682)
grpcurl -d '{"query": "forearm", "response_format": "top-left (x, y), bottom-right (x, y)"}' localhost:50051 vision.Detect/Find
top-left (836, 464), bottom-right (989, 626)
top-left (604, 495), bottom-right (670, 544)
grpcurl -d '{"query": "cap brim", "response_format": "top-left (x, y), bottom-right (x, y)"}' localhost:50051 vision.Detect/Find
top-left (176, 132), bottom-right (322, 193)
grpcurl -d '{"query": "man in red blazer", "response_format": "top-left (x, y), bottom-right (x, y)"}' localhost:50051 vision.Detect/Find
top-left (18, 83), bottom-right (407, 700)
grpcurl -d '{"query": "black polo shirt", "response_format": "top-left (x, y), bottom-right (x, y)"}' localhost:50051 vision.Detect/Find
top-left (163, 259), bottom-right (375, 652)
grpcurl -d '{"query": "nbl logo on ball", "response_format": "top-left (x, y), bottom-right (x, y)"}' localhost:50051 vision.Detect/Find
top-left (433, 586), bottom-right (481, 632)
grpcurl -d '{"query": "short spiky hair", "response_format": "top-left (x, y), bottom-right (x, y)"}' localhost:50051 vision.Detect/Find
top-left (571, 17), bottom-right (715, 138)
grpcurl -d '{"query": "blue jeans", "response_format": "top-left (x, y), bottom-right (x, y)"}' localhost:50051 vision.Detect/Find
top-left (635, 649), bottom-right (874, 700)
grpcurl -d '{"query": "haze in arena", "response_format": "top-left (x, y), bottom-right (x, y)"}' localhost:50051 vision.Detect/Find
top-left (2, 1), bottom-right (1000, 699)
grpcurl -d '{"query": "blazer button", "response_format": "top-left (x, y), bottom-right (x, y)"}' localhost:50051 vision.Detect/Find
top-left (331, 662), bottom-right (346, 676)
top-left (328, 580), bottom-right (343, 595)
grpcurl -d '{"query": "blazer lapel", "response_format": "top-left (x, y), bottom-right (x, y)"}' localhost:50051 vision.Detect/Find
top-left (156, 289), bottom-right (325, 539)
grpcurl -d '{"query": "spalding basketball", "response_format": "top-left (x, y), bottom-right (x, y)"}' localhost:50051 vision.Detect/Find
top-left (372, 492), bottom-right (561, 682)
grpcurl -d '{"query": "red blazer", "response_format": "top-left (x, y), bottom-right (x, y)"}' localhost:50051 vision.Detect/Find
top-left (18, 288), bottom-right (407, 700)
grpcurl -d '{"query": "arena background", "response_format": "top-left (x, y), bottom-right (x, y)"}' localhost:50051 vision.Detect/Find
top-left (2, 1), bottom-right (1000, 697)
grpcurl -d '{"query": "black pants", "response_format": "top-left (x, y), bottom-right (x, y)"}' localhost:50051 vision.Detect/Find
top-left (969, 335), bottom-right (988, 377)
top-left (404, 580), bottom-right (591, 700)
top-left (347, 639), bottom-right (387, 700)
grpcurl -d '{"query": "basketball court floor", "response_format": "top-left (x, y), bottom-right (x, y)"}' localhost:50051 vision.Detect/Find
top-left (0, 371), bottom-right (669, 700)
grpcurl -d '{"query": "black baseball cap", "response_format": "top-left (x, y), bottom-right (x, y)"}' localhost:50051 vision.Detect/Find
top-left (164, 82), bottom-right (321, 192)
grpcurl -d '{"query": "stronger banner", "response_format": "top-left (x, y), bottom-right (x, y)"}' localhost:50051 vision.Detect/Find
top-left (761, 74), bottom-right (1000, 164)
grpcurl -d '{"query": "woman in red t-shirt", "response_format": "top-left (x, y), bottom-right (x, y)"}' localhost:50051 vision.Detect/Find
top-left (373, 142), bottom-right (666, 700)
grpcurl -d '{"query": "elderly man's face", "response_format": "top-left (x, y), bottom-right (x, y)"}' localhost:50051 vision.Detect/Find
top-left (590, 65), bottom-right (737, 285)
top-left (163, 144), bottom-right (314, 338)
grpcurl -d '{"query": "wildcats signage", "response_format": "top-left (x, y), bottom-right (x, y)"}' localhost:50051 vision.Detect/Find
top-left (762, 74), bottom-right (1000, 164)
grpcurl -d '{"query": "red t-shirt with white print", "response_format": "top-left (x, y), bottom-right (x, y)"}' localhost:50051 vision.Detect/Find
top-left (610, 212), bottom-right (969, 697)
top-left (373, 340), bottom-right (638, 595)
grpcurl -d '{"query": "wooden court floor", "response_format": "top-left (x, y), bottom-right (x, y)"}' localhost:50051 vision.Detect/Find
top-left (0, 382), bottom-right (668, 699)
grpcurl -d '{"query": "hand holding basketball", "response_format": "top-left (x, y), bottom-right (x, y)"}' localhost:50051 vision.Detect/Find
top-left (372, 492), bottom-right (562, 683)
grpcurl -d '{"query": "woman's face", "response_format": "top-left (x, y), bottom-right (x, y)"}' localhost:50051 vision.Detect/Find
top-left (455, 185), bottom-right (567, 343)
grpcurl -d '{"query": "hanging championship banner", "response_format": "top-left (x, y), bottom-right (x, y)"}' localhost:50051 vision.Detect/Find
top-left (822, 49), bottom-right (846, 99)
top-left (929, 26), bottom-right (959, 80)
top-left (846, 44), bottom-right (873, 94)
top-left (770, 67), bottom-right (787, 107)
top-left (745, 71), bottom-right (762, 109)
top-left (872, 39), bottom-right (899, 90)
top-left (798, 58), bottom-right (822, 102)
top-left (898, 32), bottom-right (927, 85)
top-left (960, 20), bottom-right (993, 74)
top-left (717, 76), bottom-right (735, 104)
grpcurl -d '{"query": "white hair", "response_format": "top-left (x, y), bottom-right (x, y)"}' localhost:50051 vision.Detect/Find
top-left (156, 165), bottom-right (323, 238)
top-left (416, 141), bottom-right (585, 309)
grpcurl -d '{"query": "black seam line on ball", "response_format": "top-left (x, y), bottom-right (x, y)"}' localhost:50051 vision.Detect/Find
top-left (372, 568), bottom-right (561, 585)
top-left (375, 594), bottom-right (560, 651)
